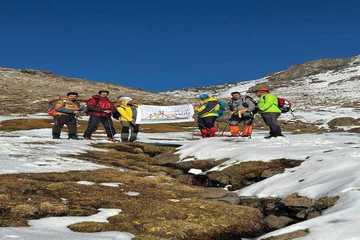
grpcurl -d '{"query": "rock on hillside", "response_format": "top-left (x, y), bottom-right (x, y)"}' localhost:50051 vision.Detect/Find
top-left (0, 67), bottom-right (173, 114)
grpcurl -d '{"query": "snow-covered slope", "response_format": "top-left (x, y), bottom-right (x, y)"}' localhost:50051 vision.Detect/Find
top-left (162, 78), bottom-right (267, 101)
top-left (163, 55), bottom-right (360, 128)
top-left (177, 132), bottom-right (360, 240)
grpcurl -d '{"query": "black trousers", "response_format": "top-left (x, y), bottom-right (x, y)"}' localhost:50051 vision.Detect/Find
top-left (261, 112), bottom-right (282, 137)
top-left (198, 116), bottom-right (217, 130)
top-left (52, 115), bottom-right (77, 138)
top-left (121, 122), bottom-right (139, 142)
top-left (84, 115), bottom-right (116, 138)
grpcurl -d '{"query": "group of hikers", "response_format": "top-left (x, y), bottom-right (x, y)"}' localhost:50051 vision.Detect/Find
top-left (49, 85), bottom-right (287, 141)
top-left (50, 90), bottom-right (139, 142)
top-left (194, 85), bottom-right (286, 139)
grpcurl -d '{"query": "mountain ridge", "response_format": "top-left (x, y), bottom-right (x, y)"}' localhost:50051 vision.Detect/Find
top-left (0, 67), bottom-right (173, 114)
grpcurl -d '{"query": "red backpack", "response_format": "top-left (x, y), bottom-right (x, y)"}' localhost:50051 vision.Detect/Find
top-left (277, 97), bottom-right (292, 113)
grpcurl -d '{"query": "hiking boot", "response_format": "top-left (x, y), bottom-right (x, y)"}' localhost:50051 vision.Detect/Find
top-left (209, 127), bottom-right (217, 137)
top-left (53, 136), bottom-right (61, 139)
top-left (264, 135), bottom-right (273, 139)
top-left (200, 128), bottom-right (209, 138)
top-left (229, 125), bottom-right (240, 137)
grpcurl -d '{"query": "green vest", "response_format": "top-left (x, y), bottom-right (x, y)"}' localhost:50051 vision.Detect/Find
top-left (258, 93), bottom-right (281, 113)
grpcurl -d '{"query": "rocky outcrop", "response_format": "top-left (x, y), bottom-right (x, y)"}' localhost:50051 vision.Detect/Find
top-left (328, 117), bottom-right (360, 128)
top-left (238, 194), bottom-right (339, 231)
top-left (203, 159), bottom-right (302, 190)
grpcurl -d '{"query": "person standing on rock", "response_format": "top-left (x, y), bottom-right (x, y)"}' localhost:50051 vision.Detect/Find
top-left (255, 86), bottom-right (284, 139)
top-left (51, 92), bottom-right (84, 140)
top-left (83, 90), bottom-right (116, 141)
top-left (227, 91), bottom-right (257, 137)
top-left (194, 93), bottom-right (221, 138)
top-left (115, 96), bottom-right (139, 142)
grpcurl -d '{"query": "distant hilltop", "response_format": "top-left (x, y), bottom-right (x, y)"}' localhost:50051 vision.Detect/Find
top-left (0, 67), bottom-right (173, 114)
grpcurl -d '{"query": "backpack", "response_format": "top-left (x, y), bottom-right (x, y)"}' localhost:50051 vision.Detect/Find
top-left (245, 96), bottom-right (258, 114)
top-left (112, 110), bottom-right (121, 120)
top-left (277, 97), bottom-right (292, 113)
top-left (217, 100), bottom-right (227, 118)
top-left (47, 98), bottom-right (62, 116)
top-left (85, 97), bottom-right (100, 115)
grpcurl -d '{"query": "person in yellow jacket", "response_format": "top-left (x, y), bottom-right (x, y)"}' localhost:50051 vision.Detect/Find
top-left (256, 86), bottom-right (284, 139)
top-left (116, 96), bottom-right (139, 142)
top-left (194, 93), bottom-right (221, 138)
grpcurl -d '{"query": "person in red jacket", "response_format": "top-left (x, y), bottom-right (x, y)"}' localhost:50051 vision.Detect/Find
top-left (83, 90), bottom-right (116, 141)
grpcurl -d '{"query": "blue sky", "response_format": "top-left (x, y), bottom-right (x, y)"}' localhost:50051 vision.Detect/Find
top-left (0, 0), bottom-right (359, 91)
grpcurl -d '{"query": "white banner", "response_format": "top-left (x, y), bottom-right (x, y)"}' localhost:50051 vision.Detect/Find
top-left (135, 104), bottom-right (195, 124)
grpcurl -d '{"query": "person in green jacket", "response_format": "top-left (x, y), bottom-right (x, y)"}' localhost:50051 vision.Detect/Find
top-left (256, 86), bottom-right (284, 139)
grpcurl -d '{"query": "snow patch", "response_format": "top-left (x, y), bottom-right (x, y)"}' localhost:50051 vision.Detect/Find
top-left (0, 208), bottom-right (134, 240)
top-left (100, 182), bottom-right (123, 187)
top-left (125, 191), bottom-right (140, 197)
top-left (0, 128), bottom-right (107, 174)
top-left (76, 181), bottom-right (96, 186)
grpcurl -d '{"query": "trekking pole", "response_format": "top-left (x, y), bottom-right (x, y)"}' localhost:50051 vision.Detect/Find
top-left (107, 116), bottom-right (115, 140)
top-left (290, 108), bottom-right (295, 119)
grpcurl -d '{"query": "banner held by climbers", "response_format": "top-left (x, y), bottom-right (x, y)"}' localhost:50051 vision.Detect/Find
top-left (135, 104), bottom-right (195, 124)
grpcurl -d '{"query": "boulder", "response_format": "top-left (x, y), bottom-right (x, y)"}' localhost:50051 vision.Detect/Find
top-left (328, 117), bottom-right (360, 128)
top-left (281, 194), bottom-right (314, 208)
top-left (264, 215), bottom-right (295, 230)
top-left (263, 229), bottom-right (310, 240)
top-left (314, 196), bottom-right (339, 210)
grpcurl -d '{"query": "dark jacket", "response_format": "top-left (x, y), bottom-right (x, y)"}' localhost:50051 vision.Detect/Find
top-left (228, 96), bottom-right (256, 114)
